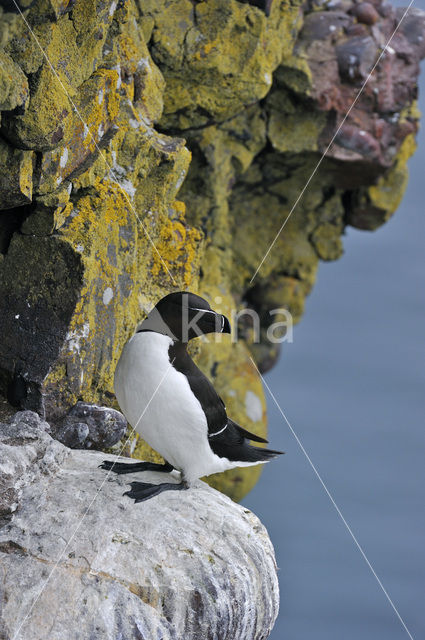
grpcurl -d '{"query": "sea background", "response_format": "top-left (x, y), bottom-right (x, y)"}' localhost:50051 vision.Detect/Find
top-left (244, 14), bottom-right (425, 640)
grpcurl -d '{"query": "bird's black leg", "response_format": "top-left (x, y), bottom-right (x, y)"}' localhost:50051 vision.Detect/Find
top-left (124, 480), bottom-right (189, 503)
top-left (99, 460), bottom-right (174, 475)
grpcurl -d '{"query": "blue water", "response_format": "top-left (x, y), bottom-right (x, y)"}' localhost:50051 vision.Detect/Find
top-left (244, 56), bottom-right (425, 640)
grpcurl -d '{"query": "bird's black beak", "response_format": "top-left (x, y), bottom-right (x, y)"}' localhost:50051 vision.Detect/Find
top-left (220, 314), bottom-right (231, 334)
top-left (184, 308), bottom-right (231, 339)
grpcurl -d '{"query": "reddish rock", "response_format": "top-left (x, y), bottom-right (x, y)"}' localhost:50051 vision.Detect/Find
top-left (301, 11), bottom-right (353, 41)
top-left (397, 7), bottom-right (425, 59)
top-left (336, 35), bottom-right (377, 81)
top-left (335, 124), bottom-right (381, 159)
top-left (326, 0), bottom-right (354, 12)
top-left (345, 23), bottom-right (368, 36)
top-left (374, 118), bottom-right (386, 139)
top-left (352, 2), bottom-right (379, 25)
top-left (296, 4), bottom-right (425, 173)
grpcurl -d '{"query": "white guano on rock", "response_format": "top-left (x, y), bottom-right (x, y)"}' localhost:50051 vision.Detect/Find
top-left (0, 411), bottom-right (279, 640)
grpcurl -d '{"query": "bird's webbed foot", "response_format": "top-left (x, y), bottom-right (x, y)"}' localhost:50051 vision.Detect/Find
top-left (123, 480), bottom-right (188, 503)
top-left (99, 460), bottom-right (174, 475)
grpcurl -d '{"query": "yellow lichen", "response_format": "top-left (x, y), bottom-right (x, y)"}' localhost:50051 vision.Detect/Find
top-left (82, 69), bottom-right (120, 148)
top-left (173, 200), bottom-right (186, 214)
top-left (151, 215), bottom-right (203, 287)
top-left (194, 39), bottom-right (219, 60)
top-left (368, 134), bottom-right (416, 218)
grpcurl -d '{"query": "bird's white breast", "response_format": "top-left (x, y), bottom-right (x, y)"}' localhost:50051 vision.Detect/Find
top-left (114, 332), bottom-right (215, 480)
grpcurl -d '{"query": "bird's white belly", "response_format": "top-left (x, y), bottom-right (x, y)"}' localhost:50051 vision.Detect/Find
top-left (114, 332), bottom-right (233, 482)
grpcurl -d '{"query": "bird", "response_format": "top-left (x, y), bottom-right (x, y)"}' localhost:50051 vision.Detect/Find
top-left (100, 291), bottom-right (283, 502)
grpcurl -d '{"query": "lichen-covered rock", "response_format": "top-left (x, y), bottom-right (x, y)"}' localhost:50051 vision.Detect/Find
top-left (36, 68), bottom-right (122, 191)
top-left (0, 138), bottom-right (34, 209)
top-left (0, 50), bottom-right (28, 112)
top-left (139, 0), bottom-right (301, 129)
top-left (0, 0), bottom-right (424, 500)
top-left (0, 411), bottom-right (279, 640)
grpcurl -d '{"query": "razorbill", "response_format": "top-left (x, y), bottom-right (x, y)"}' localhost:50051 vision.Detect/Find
top-left (101, 292), bottom-right (282, 502)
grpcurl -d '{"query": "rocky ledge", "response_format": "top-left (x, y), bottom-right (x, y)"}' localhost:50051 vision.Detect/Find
top-left (0, 411), bottom-right (279, 640)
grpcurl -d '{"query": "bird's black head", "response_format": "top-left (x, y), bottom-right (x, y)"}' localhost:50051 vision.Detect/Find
top-left (138, 291), bottom-right (231, 342)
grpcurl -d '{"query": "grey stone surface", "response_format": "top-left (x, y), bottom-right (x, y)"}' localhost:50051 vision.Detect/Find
top-left (0, 412), bottom-right (279, 640)
top-left (0, 411), bottom-right (68, 518)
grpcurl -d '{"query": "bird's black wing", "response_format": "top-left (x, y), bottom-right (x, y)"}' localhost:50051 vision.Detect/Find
top-left (169, 343), bottom-right (227, 436)
top-left (169, 344), bottom-right (280, 463)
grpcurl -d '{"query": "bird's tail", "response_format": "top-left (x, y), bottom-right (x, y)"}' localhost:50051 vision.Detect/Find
top-left (227, 418), bottom-right (284, 462)
top-left (248, 445), bottom-right (284, 462)
top-left (207, 418), bottom-right (284, 464)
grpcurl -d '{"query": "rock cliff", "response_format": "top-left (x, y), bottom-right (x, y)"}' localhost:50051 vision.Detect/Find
top-left (0, 411), bottom-right (279, 640)
top-left (0, 0), bottom-right (424, 499)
